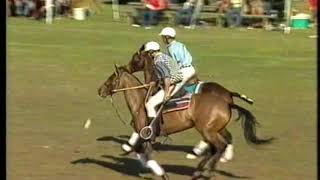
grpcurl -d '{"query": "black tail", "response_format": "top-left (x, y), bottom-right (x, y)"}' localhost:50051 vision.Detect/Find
top-left (231, 92), bottom-right (254, 105)
top-left (230, 104), bottom-right (275, 145)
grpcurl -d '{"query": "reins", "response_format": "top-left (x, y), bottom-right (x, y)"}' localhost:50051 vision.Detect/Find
top-left (109, 96), bottom-right (128, 126)
top-left (108, 83), bottom-right (152, 128)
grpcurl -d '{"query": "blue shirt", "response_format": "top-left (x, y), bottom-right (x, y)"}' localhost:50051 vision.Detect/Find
top-left (167, 40), bottom-right (193, 68)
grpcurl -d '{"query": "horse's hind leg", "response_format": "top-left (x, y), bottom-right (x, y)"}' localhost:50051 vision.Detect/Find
top-left (191, 148), bottom-right (213, 180)
top-left (205, 133), bottom-right (228, 175)
top-left (220, 129), bottom-right (234, 162)
top-left (193, 132), bottom-right (227, 179)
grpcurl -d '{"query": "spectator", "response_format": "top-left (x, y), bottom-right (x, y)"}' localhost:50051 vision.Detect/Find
top-left (225, 0), bottom-right (243, 27)
top-left (175, 0), bottom-right (195, 26)
top-left (142, 0), bottom-right (168, 29)
top-left (309, 0), bottom-right (317, 22)
top-left (14, 0), bottom-right (24, 16)
top-left (218, 0), bottom-right (231, 13)
top-left (13, 0), bottom-right (36, 17)
top-left (8, 0), bottom-right (14, 16)
top-left (55, 0), bottom-right (70, 17)
top-left (24, 0), bottom-right (36, 16)
top-left (31, 0), bottom-right (46, 20)
top-left (246, 0), bottom-right (270, 28)
top-left (248, 0), bottom-right (263, 15)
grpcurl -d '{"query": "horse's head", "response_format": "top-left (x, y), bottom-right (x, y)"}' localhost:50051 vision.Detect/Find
top-left (98, 64), bottom-right (127, 98)
top-left (127, 44), bottom-right (156, 83)
top-left (127, 43), bottom-right (153, 73)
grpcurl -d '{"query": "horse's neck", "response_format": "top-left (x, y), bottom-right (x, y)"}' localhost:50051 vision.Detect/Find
top-left (121, 73), bottom-right (146, 114)
top-left (143, 55), bottom-right (155, 83)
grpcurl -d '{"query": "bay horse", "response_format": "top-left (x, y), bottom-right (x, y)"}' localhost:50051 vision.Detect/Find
top-left (125, 44), bottom-right (254, 161)
top-left (98, 65), bottom-right (274, 180)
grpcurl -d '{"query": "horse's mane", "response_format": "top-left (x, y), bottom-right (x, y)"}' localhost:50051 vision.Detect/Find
top-left (118, 65), bottom-right (144, 86)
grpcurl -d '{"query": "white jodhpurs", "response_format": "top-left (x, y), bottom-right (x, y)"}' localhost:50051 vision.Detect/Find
top-left (145, 89), bottom-right (165, 118)
top-left (171, 66), bottom-right (196, 96)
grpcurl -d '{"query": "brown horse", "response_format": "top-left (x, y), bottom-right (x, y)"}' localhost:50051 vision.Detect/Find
top-left (98, 65), bottom-right (274, 180)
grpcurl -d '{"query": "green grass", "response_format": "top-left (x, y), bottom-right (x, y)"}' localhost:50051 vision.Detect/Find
top-left (7, 4), bottom-right (317, 180)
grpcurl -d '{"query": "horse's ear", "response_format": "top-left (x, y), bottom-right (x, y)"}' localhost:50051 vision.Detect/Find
top-left (139, 44), bottom-right (145, 53)
top-left (114, 64), bottom-right (119, 76)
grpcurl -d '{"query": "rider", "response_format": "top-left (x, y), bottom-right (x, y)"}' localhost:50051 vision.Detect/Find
top-left (121, 41), bottom-right (182, 154)
top-left (158, 27), bottom-right (196, 98)
top-left (144, 41), bottom-right (183, 122)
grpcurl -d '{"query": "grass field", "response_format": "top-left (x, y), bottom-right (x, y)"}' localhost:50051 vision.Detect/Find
top-left (7, 5), bottom-right (317, 180)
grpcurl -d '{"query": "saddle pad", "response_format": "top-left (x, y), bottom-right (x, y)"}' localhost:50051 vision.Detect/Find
top-left (162, 82), bottom-right (203, 114)
top-left (162, 94), bottom-right (192, 114)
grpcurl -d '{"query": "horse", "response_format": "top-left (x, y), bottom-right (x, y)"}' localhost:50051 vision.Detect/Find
top-left (98, 65), bottom-right (274, 180)
top-left (125, 45), bottom-right (255, 161)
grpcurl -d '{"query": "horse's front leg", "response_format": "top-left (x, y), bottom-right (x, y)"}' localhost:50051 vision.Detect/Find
top-left (121, 132), bottom-right (169, 179)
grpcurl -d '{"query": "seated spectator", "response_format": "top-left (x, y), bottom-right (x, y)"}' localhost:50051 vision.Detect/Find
top-left (248, 0), bottom-right (263, 15)
top-left (14, 0), bottom-right (24, 16)
top-left (14, 0), bottom-right (36, 17)
top-left (31, 0), bottom-right (46, 20)
top-left (55, 0), bottom-right (70, 17)
top-left (131, 0), bottom-right (168, 29)
top-left (142, 0), bottom-right (168, 28)
top-left (175, 0), bottom-right (195, 26)
top-left (309, 0), bottom-right (317, 23)
top-left (246, 0), bottom-right (270, 28)
top-left (218, 0), bottom-right (231, 13)
top-left (8, 0), bottom-right (14, 16)
top-left (225, 0), bottom-right (243, 27)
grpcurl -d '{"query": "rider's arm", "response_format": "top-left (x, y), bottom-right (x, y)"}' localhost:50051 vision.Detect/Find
top-left (163, 78), bottom-right (171, 100)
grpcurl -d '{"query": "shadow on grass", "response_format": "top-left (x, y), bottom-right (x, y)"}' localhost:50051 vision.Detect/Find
top-left (96, 135), bottom-right (193, 153)
top-left (71, 154), bottom-right (251, 179)
top-left (70, 155), bottom-right (152, 179)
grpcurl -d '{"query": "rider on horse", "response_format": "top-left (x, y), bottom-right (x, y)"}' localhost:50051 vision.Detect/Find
top-left (122, 41), bottom-right (183, 153)
top-left (159, 27), bottom-right (196, 98)
top-left (144, 41), bottom-right (183, 122)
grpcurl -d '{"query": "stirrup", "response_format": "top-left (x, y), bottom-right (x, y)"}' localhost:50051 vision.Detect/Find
top-left (140, 126), bottom-right (154, 140)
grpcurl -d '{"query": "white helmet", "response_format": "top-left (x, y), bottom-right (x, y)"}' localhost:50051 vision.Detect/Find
top-left (159, 27), bottom-right (176, 37)
top-left (144, 41), bottom-right (160, 51)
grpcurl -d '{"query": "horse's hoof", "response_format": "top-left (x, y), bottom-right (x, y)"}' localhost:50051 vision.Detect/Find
top-left (191, 171), bottom-right (202, 180)
top-left (161, 173), bottom-right (169, 180)
top-left (186, 153), bottom-right (198, 160)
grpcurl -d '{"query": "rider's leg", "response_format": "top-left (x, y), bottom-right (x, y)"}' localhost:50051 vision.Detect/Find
top-left (122, 90), bottom-right (164, 153)
top-left (170, 66), bottom-right (196, 97)
top-left (145, 89), bottom-right (165, 119)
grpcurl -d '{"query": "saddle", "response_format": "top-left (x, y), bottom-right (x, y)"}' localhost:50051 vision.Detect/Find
top-left (162, 81), bottom-right (203, 114)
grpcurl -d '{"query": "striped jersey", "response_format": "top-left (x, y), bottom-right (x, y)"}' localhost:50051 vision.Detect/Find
top-left (153, 52), bottom-right (183, 84)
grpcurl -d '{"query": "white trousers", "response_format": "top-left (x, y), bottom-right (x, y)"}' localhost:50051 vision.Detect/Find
top-left (171, 66), bottom-right (196, 96)
top-left (146, 89), bottom-right (165, 118)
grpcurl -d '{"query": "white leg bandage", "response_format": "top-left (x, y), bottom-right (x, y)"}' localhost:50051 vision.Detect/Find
top-left (186, 140), bottom-right (210, 159)
top-left (223, 144), bottom-right (234, 161)
top-left (193, 140), bottom-right (210, 156)
top-left (145, 90), bottom-right (165, 118)
top-left (146, 160), bottom-right (165, 176)
top-left (121, 132), bottom-right (140, 152)
top-left (171, 66), bottom-right (196, 96)
top-left (220, 144), bottom-right (234, 163)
